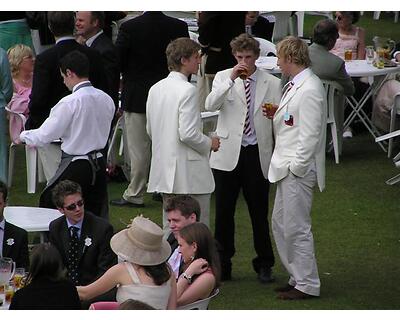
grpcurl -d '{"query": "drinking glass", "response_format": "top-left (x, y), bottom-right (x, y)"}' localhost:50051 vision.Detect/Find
top-left (263, 102), bottom-right (278, 119)
top-left (344, 48), bottom-right (353, 61)
top-left (13, 268), bottom-right (25, 289)
top-left (366, 46), bottom-right (374, 64)
top-left (4, 283), bottom-right (14, 304)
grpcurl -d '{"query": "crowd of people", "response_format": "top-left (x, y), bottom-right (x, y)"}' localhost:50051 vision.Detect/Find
top-left (0, 11), bottom-right (398, 309)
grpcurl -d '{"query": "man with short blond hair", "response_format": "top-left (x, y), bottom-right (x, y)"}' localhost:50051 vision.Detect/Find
top-left (147, 37), bottom-right (219, 235)
top-left (269, 36), bottom-right (327, 300)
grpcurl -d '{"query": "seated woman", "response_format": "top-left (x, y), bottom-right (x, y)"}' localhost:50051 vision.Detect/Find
top-left (176, 222), bottom-right (221, 307)
top-left (7, 44), bottom-right (34, 143)
top-left (9, 243), bottom-right (81, 310)
top-left (77, 216), bottom-right (177, 310)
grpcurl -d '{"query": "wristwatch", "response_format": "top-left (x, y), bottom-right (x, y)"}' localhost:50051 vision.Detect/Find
top-left (182, 272), bottom-right (192, 284)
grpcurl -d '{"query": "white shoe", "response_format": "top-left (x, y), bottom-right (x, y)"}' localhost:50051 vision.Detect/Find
top-left (343, 128), bottom-right (353, 139)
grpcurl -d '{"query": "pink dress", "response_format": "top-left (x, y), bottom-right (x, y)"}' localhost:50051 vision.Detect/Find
top-left (330, 27), bottom-right (360, 60)
top-left (7, 80), bottom-right (31, 143)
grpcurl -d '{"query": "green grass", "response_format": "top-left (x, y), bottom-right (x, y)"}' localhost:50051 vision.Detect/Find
top-left (6, 11), bottom-right (400, 310)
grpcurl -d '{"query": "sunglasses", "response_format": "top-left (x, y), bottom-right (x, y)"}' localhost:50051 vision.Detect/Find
top-left (335, 15), bottom-right (343, 21)
top-left (64, 199), bottom-right (84, 211)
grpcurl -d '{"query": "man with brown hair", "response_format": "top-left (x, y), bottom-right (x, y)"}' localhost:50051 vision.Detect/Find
top-left (205, 33), bottom-right (281, 283)
top-left (146, 37), bottom-right (219, 235)
top-left (268, 36), bottom-right (326, 300)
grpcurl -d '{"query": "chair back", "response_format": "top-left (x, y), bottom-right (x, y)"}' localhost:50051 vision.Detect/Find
top-left (89, 301), bottom-right (119, 310)
top-left (177, 288), bottom-right (219, 310)
top-left (5, 106), bottom-right (27, 145)
top-left (321, 80), bottom-right (344, 124)
top-left (254, 37), bottom-right (276, 56)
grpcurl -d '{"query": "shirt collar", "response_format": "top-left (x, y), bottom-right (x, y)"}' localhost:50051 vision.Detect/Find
top-left (0, 218), bottom-right (5, 230)
top-left (85, 30), bottom-right (103, 47)
top-left (66, 217), bottom-right (83, 231)
top-left (291, 67), bottom-right (310, 85)
top-left (72, 80), bottom-right (92, 93)
top-left (55, 36), bottom-right (75, 44)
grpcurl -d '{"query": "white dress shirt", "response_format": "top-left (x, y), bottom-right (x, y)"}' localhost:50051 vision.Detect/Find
top-left (20, 81), bottom-right (114, 155)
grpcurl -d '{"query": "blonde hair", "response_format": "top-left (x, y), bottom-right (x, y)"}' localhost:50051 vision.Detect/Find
top-left (166, 37), bottom-right (200, 72)
top-left (276, 36), bottom-right (310, 68)
top-left (7, 44), bottom-right (34, 77)
top-left (230, 33), bottom-right (260, 56)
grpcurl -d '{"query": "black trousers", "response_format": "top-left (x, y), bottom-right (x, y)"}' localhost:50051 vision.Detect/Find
top-left (40, 158), bottom-right (108, 218)
top-left (213, 144), bottom-right (274, 273)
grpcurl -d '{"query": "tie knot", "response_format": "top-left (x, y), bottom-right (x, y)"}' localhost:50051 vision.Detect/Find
top-left (69, 226), bottom-right (79, 236)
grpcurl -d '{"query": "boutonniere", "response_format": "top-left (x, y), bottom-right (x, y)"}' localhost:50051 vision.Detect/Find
top-left (84, 237), bottom-right (92, 247)
top-left (6, 238), bottom-right (15, 246)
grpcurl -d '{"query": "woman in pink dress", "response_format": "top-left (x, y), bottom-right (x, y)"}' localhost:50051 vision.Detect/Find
top-left (331, 11), bottom-right (366, 60)
top-left (7, 44), bottom-right (34, 143)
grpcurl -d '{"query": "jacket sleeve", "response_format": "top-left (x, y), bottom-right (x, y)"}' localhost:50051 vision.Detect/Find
top-left (205, 71), bottom-right (234, 111)
top-left (336, 61), bottom-right (355, 97)
top-left (0, 49), bottom-right (13, 105)
top-left (95, 223), bottom-right (117, 279)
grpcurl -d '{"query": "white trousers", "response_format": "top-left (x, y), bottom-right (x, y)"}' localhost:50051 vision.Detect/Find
top-left (272, 169), bottom-right (320, 296)
top-left (162, 193), bottom-right (211, 237)
top-left (122, 112), bottom-right (151, 204)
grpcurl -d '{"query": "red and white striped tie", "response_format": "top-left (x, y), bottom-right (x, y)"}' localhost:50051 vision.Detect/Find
top-left (243, 79), bottom-right (252, 136)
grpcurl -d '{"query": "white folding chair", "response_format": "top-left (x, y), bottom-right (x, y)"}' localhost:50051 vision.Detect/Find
top-left (321, 80), bottom-right (345, 164)
top-left (254, 37), bottom-right (276, 56)
top-left (178, 288), bottom-right (219, 310)
top-left (5, 107), bottom-right (45, 193)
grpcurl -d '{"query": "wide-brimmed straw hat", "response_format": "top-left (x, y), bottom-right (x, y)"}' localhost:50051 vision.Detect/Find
top-left (110, 216), bottom-right (171, 266)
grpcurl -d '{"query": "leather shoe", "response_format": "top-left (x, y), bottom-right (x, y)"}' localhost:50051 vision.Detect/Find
top-left (152, 192), bottom-right (163, 202)
top-left (274, 284), bottom-right (294, 293)
top-left (257, 267), bottom-right (275, 284)
top-left (110, 198), bottom-right (144, 208)
top-left (277, 288), bottom-right (316, 300)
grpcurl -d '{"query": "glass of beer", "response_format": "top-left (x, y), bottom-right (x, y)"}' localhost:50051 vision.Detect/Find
top-left (5, 283), bottom-right (14, 304)
top-left (13, 268), bottom-right (25, 289)
top-left (263, 102), bottom-right (278, 119)
top-left (344, 48), bottom-right (353, 61)
top-left (239, 69), bottom-right (248, 80)
top-left (365, 46), bottom-right (374, 64)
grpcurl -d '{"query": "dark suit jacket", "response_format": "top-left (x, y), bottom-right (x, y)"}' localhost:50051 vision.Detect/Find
top-left (167, 232), bottom-right (178, 255)
top-left (251, 16), bottom-right (274, 41)
top-left (91, 32), bottom-right (120, 107)
top-left (48, 211), bottom-right (117, 286)
top-left (3, 221), bottom-right (29, 270)
top-left (26, 39), bottom-right (109, 129)
top-left (198, 12), bottom-right (246, 74)
top-left (9, 277), bottom-right (81, 310)
top-left (116, 11), bottom-right (189, 113)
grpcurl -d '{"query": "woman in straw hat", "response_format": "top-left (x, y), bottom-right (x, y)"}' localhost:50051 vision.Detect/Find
top-left (77, 216), bottom-right (177, 309)
top-left (176, 222), bottom-right (221, 307)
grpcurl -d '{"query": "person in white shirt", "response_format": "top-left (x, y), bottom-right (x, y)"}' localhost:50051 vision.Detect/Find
top-left (146, 37), bottom-right (220, 234)
top-left (267, 36), bottom-right (327, 300)
top-left (20, 50), bottom-right (114, 219)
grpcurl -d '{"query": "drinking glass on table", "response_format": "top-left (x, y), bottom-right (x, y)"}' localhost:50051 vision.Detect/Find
top-left (344, 48), bottom-right (353, 61)
top-left (13, 268), bottom-right (25, 289)
top-left (5, 282), bottom-right (15, 304)
top-left (366, 46), bottom-right (374, 64)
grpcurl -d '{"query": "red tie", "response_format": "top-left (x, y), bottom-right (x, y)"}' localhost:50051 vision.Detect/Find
top-left (243, 79), bottom-right (252, 136)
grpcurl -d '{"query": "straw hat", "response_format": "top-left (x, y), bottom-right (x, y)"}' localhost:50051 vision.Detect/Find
top-left (110, 216), bottom-right (171, 266)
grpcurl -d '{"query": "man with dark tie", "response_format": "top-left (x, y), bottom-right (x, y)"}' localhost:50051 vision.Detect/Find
top-left (205, 33), bottom-right (281, 283)
top-left (0, 181), bottom-right (29, 270)
top-left (20, 50), bottom-right (114, 219)
top-left (49, 180), bottom-right (116, 297)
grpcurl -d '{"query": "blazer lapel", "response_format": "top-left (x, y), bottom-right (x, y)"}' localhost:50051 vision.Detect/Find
top-left (2, 222), bottom-right (12, 258)
top-left (77, 215), bottom-right (90, 263)
top-left (254, 70), bottom-right (268, 116)
top-left (233, 78), bottom-right (247, 105)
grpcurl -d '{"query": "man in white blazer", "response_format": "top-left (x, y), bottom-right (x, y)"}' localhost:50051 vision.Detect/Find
top-left (146, 38), bottom-right (220, 233)
top-left (205, 33), bottom-right (281, 283)
top-left (267, 36), bottom-right (327, 300)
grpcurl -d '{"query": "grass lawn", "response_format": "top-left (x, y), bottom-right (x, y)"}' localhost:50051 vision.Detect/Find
top-left (5, 11), bottom-right (400, 310)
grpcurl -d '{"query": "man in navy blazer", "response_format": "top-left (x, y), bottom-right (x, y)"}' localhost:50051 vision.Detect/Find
top-left (0, 181), bottom-right (29, 270)
top-left (49, 180), bottom-right (116, 287)
top-left (111, 12), bottom-right (189, 208)
top-left (75, 11), bottom-right (120, 108)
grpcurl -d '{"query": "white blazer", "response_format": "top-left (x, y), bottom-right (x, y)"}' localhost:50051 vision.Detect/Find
top-left (146, 72), bottom-right (214, 194)
top-left (268, 68), bottom-right (327, 191)
top-left (205, 68), bottom-right (281, 179)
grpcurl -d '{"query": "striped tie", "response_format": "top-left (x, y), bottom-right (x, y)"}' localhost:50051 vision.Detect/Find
top-left (243, 79), bottom-right (252, 136)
